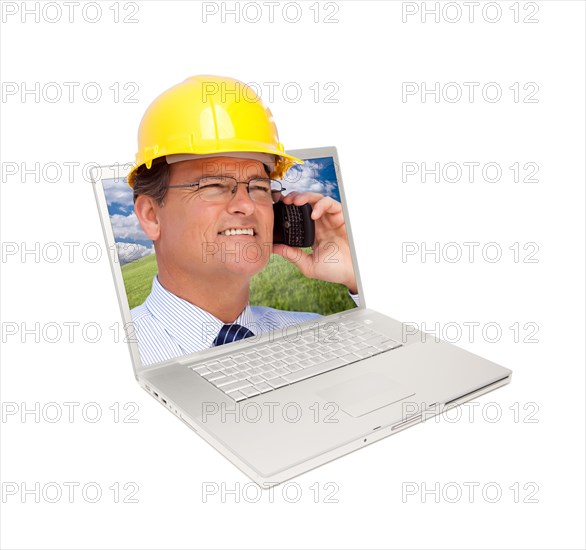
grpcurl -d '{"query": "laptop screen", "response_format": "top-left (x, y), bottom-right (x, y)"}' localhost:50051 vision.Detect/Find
top-left (101, 153), bottom-right (359, 367)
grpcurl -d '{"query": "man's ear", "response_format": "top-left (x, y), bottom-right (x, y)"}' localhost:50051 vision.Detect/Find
top-left (134, 195), bottom-right (162, 241)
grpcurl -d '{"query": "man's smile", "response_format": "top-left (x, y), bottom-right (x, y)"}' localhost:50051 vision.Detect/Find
top-left (218, 227), bottom-right (256, 236)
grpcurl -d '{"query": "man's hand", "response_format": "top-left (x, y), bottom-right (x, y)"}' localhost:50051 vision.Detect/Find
top-left (272, 191), bottom-right (357, 294)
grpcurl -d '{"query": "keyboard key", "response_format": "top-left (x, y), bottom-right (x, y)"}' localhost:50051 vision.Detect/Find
top-left (364, 336), bottom-right (393, 347)
top-left (240, 386), bottom-right (260, 398)
top-left (248, 367), bottom-right (263, 376)
top-left (254, 382), bottom-right (273, 393)
top-left (257, 348), bottom-right (272, 357)
top-left (353, 342), bottom-right (369, 350)
top-left (378, 341), bottom-right (402, 351)
top-left (233, 372), bottom-right (249, 381)
top-left (245, 352), bottom-right (262, 361)
top-left (340, 353), bottom-right (361, 364)
top-left (220, 358), bottom-right (236, 368)
top-left (266, 377), bottom-right (288, 389)
top-left (222, 367), bottom-right (238, 376)
top-left (274, 367), bottom-right (291, 376)
top-left (261, 371), bottom-right (279, 381)
top-left (247, 375), bottom-right (265, 385)
top-left (205, 361), bottom-right (223, 372)
top-left (282, 357), bottom-right (346, 383)
top-left (259, 364), bottom-right (274, 373)
top-left (287, 363), bottom-right (303, 371)
top-left (202, 371), bottom-right (225, 382)
top-left (230, 391), bottom-right (247, 402)
top-left (210, 373), bottom-right (227, 386)
top-left (222, 380), bottom-right (253, 393)
top-left (214, 375), bottom-right (238, 387)
top-left (195, 368), bottom-right (211, 376)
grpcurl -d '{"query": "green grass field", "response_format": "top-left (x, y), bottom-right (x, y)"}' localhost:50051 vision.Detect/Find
top-left (121, 251), bottom-right (356, 315)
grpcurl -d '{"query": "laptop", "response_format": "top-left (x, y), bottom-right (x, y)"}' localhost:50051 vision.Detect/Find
top-left (91, 146), bottom-right (513, 487)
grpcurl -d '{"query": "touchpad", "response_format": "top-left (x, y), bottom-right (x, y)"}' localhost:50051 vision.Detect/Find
top-left (317, 372), bottom-right (415, 418)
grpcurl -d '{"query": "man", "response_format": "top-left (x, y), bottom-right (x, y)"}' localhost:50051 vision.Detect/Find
top-left (127, 75), bottom-right (359, 366)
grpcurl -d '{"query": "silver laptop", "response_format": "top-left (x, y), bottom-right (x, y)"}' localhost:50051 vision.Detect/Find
top-left (91, 146), bottom-right (512, 487)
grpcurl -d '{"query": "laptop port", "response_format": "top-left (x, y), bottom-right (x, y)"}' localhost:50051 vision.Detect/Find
top-left (161, 398), bottom-right (167, 405)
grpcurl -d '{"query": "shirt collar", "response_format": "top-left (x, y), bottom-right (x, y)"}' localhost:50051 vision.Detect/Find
top-left (144, 275), bottom-right (259, 353)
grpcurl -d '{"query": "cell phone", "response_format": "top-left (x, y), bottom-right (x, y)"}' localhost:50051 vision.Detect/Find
top-left (273, 201), bottom-right (315, 248)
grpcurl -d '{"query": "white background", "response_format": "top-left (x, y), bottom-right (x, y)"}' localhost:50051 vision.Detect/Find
top-left (1, 1), bottom-right (585, 548)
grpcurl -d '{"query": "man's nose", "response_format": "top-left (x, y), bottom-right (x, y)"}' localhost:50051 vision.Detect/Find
top-left (227, 182), bottom-right (256, 215)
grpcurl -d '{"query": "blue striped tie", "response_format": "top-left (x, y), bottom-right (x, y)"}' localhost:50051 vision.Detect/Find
top-left (213, 323), bottom-right (255, 347)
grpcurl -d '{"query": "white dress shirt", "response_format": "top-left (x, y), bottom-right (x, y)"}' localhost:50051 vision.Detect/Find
top-left (130, 275), bottom-right (360, 366)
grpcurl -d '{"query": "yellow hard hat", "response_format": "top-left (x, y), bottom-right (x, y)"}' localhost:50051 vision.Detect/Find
top-left (127, 75), bottom-right (304, 188)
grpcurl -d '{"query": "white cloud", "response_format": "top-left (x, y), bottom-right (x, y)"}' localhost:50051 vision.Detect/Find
top-left (104, 177), bottom-right (133, 206)
top-left (110, 212), bottom-right (148, 241)
top-left (116, 242), bottom-right (154, 266)
top-left (282, 160), bottom-right (337, 198)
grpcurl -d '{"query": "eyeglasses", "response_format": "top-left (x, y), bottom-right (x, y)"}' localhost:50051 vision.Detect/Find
top-left (166, 176), bottom-right (286, 204)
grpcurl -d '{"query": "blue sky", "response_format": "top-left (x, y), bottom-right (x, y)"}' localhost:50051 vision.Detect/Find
top-left (103, 177), bottom-right (154, 265)
top-left (281, 156), bottom-right (341, 202)
top-left (102, 154), bottom-right (341, 265)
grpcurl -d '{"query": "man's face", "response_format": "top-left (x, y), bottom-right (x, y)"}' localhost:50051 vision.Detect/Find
top-left (153, 156), bottom-right (274, 280)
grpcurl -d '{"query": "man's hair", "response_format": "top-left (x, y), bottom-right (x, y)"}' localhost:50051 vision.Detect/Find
top-left (132, 159), bottom-right (272, 206)
top-left (132, 157), bottom-right (170, 206)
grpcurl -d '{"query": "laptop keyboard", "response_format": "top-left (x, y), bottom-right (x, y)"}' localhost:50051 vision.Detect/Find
top-left (189, 319), bottom-right (402, 402)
